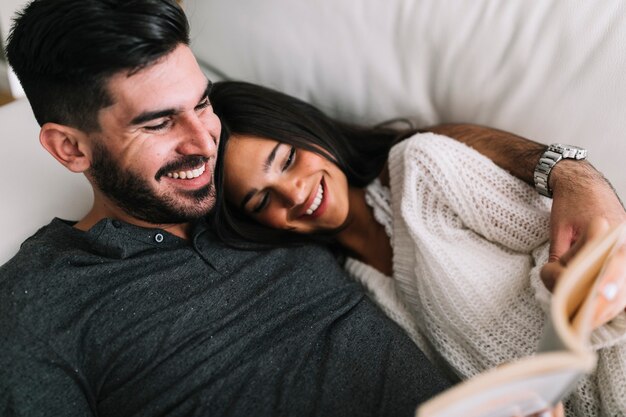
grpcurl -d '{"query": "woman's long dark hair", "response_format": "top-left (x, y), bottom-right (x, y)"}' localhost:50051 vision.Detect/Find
top-left (209, 81), bottom-right (414, 249)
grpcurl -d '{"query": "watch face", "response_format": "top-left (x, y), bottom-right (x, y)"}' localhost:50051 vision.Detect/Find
top-left (550, 144), bottom-right (587, 160)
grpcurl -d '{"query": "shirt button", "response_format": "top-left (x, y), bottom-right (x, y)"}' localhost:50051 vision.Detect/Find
top-left (112, 220), bottom-right (121, 228)
top-left (154, 233), bottom-right (164, 243)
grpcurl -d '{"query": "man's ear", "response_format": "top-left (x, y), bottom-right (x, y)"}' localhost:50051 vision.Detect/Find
top-left (39, 123), bottom-right (93, 173)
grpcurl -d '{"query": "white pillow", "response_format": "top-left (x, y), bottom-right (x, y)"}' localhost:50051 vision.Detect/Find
top-left (186, 0), bottom-right (626, 199)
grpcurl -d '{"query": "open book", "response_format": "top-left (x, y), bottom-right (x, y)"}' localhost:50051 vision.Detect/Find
top-left (416, 223), bottom-right (626, 417)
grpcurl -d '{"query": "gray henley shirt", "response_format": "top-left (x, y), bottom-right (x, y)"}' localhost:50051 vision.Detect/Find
top-left (0, 217), bottom-right (450, 416)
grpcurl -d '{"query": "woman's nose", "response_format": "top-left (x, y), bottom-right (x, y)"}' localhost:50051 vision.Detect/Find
top-left (277, 177), bottom-right (307, 208)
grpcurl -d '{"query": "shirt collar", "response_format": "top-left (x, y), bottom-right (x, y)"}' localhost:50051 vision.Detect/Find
top-left (51, 217), bottom-right (197, 259)
top-left (49, 217), bottom-right (246, 272)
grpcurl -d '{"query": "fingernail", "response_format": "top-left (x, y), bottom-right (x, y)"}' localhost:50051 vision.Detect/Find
top-left (601, 282), bottom-right (619, 301)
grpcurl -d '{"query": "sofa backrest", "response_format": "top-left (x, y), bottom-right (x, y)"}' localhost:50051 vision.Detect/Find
top-left (186, 0), bottom-right (626, 200)
top-left (0, 98), bottom-right (92, 264)
top-left (3, 0), bottom-right (626, 265)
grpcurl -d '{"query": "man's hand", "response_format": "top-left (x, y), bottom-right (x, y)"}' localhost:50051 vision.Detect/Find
top-left (542, 217), bottom-right (626, 328)
top-left (547, 160), bottom-right (626, 265)
top-left (420, 123), bottom-right (626, 284)
top-left (541, 218), bottom-right (610, 291)
top-left (543, 160), bottom-right (626, 296)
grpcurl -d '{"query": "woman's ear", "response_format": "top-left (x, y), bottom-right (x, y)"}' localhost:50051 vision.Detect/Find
top-left (39, 123), bottom-right (92, 173)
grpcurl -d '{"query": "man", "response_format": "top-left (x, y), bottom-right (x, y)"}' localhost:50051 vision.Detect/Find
top-left (0, 1), bottom-right (622, 416)
top-left (0, 1), bottom-right (451, 415)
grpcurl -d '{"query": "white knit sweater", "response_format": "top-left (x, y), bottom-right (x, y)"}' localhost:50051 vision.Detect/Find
top-left (344, 133), bottom-right (626, 417)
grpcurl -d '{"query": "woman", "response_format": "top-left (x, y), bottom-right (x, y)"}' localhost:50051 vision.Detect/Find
top-left (209, 81), bottom-right (626, 416)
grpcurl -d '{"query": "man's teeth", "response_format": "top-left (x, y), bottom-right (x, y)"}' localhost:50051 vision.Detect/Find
top-left (166, 163), bottom-right (206, 180)
top-left (306, 183), bottom-right (324, 215)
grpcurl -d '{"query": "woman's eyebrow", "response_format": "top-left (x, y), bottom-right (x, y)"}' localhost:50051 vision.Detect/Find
top-left (263, 142), bottom-right (282, 173)
top-left (240, 142), bottom-right (283, 210)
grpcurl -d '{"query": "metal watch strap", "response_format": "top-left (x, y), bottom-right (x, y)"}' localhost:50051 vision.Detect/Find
top-left (534, 150), bottom-right (561, 197)
top-left (534, 144), bottom-right (587, 198)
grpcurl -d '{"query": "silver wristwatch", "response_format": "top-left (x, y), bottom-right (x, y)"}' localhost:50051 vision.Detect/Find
top-left (534, 144), bottom-right (587, 197)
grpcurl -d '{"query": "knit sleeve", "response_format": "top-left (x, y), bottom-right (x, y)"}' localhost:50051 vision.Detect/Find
top-left (390, 133), bottom-right (552, 252)
top-left (530, 240), bottom-right (626, 350)
top-left (386, 132), bottom-right (626, 416)
top-left (343, 258), bottom-right (434, 359)
top-left (387, 132), bottom-right (552, 376)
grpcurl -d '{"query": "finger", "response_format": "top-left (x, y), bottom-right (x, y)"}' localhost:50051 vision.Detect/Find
top-left (594, 281), bottom-right (624, 328)
top-left (529, 410), bottom-right (552, 417)
top-left (543, 219), bottom-right (611, 293)
top-left (528, 403), bottom-right (566, 417)
top-left (554, 403), bottom-right (565, 417)
top-left (593, 239), bottom-right (626, 328)
top-left (525, 403), bottom-right (564, 417)
top-left (561, 219), bottom-right (609, 266)
top-left (549, 223), bottom-right (574, 263)
top-left (541, 261), bottom-right (564, 292)
top-left (543, 233), bottom-right (587, 292)
top-left (594, 287), bottom-right (626, 328)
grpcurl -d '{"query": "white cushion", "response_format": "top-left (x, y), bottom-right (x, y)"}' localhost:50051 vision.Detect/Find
top-left (186, 0), bottom-right (626, 200)
top-left (0, 98), bottom-right (92, 265)
top-left (3, 1), bottom-right (625, 265)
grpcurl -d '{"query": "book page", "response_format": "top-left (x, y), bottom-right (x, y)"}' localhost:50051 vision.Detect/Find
top-left (416, 352), bottom-right (592, 417)
top-left (417, 223), bottom-right (626, 417)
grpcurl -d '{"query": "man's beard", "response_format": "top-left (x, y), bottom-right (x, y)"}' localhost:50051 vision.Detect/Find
top-left (89, 142), bottom-right (215, 225)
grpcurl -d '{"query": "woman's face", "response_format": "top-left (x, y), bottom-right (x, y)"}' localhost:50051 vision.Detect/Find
top-left (223, 135), bottom-right (350, 234)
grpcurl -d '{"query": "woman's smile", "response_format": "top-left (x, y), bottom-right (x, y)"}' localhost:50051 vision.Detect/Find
top-left (300, 177), bottom-right (328, 219)
top-left (224, 135), bottom-right (350, 233)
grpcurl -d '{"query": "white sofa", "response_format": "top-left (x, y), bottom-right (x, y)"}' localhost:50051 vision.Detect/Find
top-left (185, 0), bottom-right (626, 196)
top-left (0, 98), bottom-right (92, 264)
top-left (2, 0), bottom-right (625, 265)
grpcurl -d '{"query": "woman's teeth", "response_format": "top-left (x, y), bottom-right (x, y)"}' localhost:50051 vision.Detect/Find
top-left (166, 164), bottom-right (206, 180)
top-left (306, 183), bottom-right (324, 215)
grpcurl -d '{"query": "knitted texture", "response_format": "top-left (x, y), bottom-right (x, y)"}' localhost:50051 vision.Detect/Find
top-left (345, 133), bottom-right (626, 416)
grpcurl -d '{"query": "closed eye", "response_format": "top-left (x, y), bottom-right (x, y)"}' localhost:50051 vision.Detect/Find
top-left (143, 97), bottom-right (209, 132)
top-left (144, 119), bottom-right (172, 132)
top-left (252, 193), bottom-right (270, 213)
top-left (282, 146), bottom-right (296, 171)
top-left (195, 96), bottom-right (211, 111)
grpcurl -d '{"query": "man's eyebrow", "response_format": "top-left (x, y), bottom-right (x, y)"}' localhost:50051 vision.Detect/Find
top-left (201, 80), bottom-right (213, 102)
top-left (239, 142), bottom-right (282, 210)
top-left (129, 80), bottom-right (213, 126)
top-left (129, 109), bottom-right (177, 126)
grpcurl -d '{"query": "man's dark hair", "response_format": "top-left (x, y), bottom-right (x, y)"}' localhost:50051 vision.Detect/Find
top-left (6, 0), bottom-right (189, 131)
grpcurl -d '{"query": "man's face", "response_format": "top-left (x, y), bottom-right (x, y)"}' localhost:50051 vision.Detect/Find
top-left (87, 44), bottom-right (221, 225)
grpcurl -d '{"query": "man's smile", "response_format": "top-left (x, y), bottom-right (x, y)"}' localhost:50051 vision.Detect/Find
top-left (155, 155), bottom-right (210, 181)
top-left (165, 161), bottom-right (207, 180)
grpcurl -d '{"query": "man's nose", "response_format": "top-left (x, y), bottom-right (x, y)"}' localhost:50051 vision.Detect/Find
top-left (176, 113), bottom-right (219, 157)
